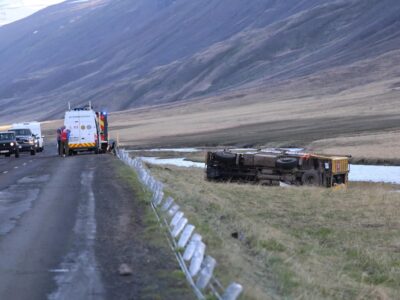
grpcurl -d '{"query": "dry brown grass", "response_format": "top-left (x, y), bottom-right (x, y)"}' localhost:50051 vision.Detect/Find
top-left (108, 78), bottom-right (400, 158)
top-left (309, 131), bottom-right (400, 164)
top-left (145, 164), bottom-right (400, 300)
top-left (8, 75), bottom-right (398, 161)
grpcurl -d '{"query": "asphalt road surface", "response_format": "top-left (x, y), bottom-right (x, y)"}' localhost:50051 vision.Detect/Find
top-left (0, 145), bottom-right (192, 300)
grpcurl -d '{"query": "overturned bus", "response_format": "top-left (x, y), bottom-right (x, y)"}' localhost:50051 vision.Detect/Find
top-left (206, 149), bottom-right (350, 188)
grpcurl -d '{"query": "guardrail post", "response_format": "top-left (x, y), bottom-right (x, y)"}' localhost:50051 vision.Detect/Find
top-left (168, 204), bottom-right (180, 218)
top-left (170, 211), bottom-right (184, 228)
top-left (178, 224), bottom-right (195, 248)
top-left (222, 283), bottom-right (243, 300)
top-left (183, 233), bottom-right (202, 261)
top-left (189, 241), bottom-right (206, 277)
top-left (161, 196), bottom-right (174, 211)
top-left (172, 217), bottom-right (188, 238)
top-left (196, 256), bottom-right (216, 290)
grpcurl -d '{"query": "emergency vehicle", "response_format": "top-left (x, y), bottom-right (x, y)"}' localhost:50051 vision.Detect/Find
top-left (96, 111), bottom-right (109, 152)
top-left (64, 104), bottom-right (109, 155)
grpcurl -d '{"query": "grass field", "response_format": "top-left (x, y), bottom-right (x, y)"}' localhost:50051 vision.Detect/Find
top-left (144, 164), bottom-right (400, 300)
top-left (309, 131), bottom-right (400, 165)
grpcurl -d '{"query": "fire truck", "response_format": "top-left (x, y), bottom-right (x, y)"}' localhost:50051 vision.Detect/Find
top-left (96, 111), bottom-right (109, 152)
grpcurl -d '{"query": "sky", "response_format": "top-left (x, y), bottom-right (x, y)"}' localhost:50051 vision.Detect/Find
top-left (0, 0), bottom-right (65, 26)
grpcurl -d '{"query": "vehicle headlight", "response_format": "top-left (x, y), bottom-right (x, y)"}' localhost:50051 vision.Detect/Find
top-left (10, 142), bottom-right (14, 146)
top-left (29, 139), bottom-right (34, 144)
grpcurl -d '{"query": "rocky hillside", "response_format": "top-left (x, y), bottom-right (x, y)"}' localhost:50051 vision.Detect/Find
top-left (0, 0), bottom-right (399, 122)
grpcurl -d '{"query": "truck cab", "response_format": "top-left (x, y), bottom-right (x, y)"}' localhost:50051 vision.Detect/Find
top-left (306, 155), bottom-right (349, 187)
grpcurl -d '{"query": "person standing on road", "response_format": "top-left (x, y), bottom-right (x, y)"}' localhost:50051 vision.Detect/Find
top-left (60, 127), bottom-right (69, 157)
top-left (56, 128), bottom-right (62, 156)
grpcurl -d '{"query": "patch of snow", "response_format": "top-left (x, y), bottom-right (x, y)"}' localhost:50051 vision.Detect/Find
top-left (261, 148), bottom-right (304, 154)
top-left (349, 164), bottom-right (400, 184)
top-left (70, 0), bottom-right (91, 3)
top-left (229, 148), bottom-right (258, 152)
top-left (128, 148), bottom-right (200, 153)
top-left (140, 157), bottom-right (205, 169)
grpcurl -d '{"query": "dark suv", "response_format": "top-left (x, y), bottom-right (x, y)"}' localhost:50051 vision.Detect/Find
top-left (8, 129), bottom-right (37, 155)
top-left (0, 132), bottom-right (19, 158)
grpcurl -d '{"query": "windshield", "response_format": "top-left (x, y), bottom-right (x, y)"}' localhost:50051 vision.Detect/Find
top-left (0, 133), bottom-right (15, 140)
top-left (9, 129), bottom-right (32, 136)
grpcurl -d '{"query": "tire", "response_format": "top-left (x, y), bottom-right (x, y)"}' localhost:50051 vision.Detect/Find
top-left (276, 157), bottom-right (298, 169)
top-left (30, 149), bottom-right (36, 156)
top-left (301, 170), bottom-right (321, 186)
top-left (214, 151), bottom-right (236, 163)
top-left (5, 153), bottom-right (10, 157)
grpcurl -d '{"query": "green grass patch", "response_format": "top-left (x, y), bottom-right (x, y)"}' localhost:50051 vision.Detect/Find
top-left (145, 164), bottom-right (400, 300)
top-left (114, 161), bottom-right (192, 298)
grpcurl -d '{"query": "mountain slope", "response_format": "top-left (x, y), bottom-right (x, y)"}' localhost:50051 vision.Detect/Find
top-left (0, 0), bottom-right (399, 122)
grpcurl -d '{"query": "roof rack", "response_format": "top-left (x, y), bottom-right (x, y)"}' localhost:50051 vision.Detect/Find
top-left (68, 101), bottom-right (93, 111)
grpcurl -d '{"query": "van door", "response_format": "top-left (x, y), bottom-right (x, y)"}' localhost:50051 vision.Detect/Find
top-left (66, 113), bottom-right (80, 145)
top-left (79, 114), bottom-right (95, 146)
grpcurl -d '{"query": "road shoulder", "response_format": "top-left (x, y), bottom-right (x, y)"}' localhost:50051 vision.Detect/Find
top-left (93, 156), bottom-right (193, 300)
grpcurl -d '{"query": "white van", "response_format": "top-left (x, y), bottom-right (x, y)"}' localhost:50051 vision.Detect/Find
top-left (11, 122), bottom-right (44, 151)
top-left (64, 108), bottom-right (100, 154)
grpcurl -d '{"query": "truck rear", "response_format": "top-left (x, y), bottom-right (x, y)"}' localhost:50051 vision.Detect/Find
top-left (64, 108), bottom-right (100, 154)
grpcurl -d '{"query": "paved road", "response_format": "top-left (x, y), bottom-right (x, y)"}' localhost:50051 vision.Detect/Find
top-left (0, 146), bottom-right (192, 300)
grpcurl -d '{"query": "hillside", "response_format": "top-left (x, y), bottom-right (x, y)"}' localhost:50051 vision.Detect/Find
top-left (0, 0), bottom-right (400, 123)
